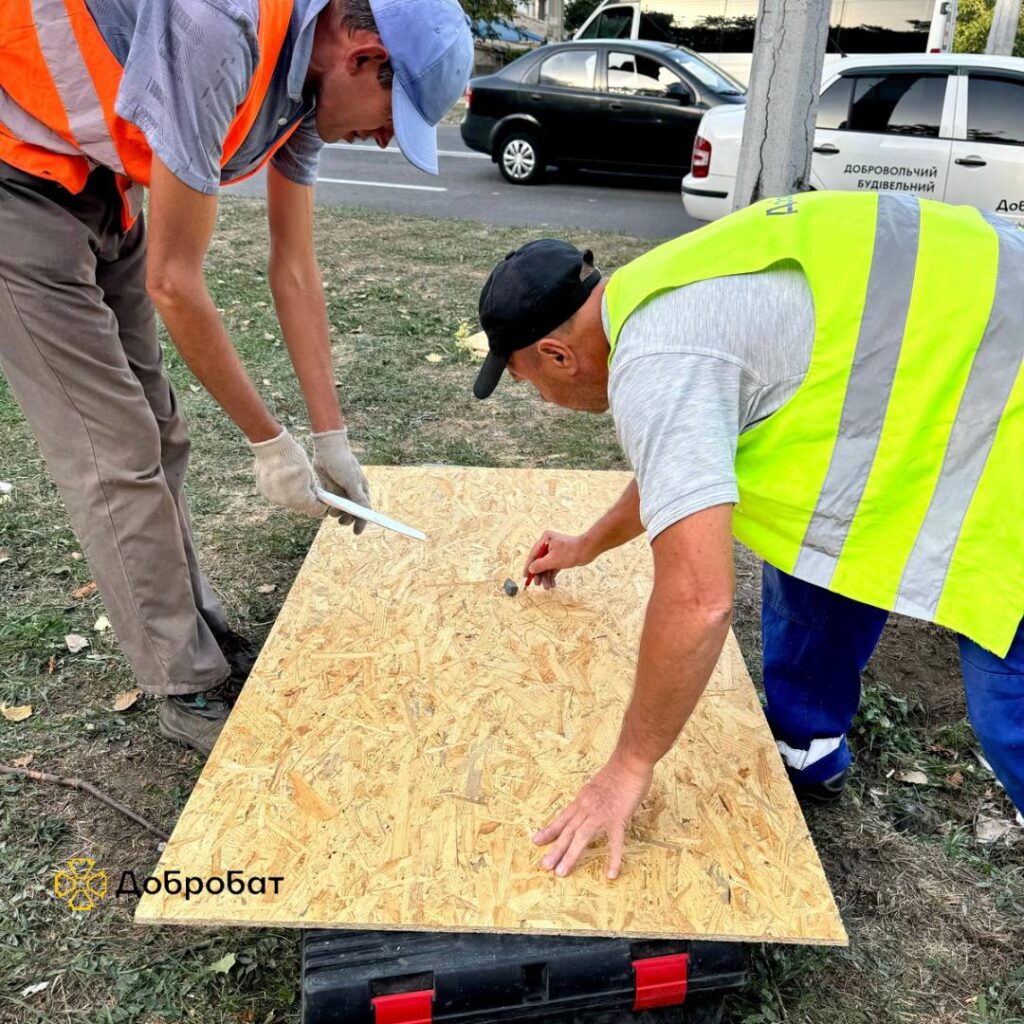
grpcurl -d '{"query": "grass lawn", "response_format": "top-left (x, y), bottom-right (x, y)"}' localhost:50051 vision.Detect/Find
top-left (0, 198), bottom-right (1021, 1024)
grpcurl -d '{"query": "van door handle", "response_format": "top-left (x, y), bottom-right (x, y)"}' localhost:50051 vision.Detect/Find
top-left (529, 93), bottom-right (542, 101)
top-left (955, 156), bottom-right (986, 167)
top-left (813, 143), bottom-right (839, 154)
top-left (609, 101), bottom-right (625, 111)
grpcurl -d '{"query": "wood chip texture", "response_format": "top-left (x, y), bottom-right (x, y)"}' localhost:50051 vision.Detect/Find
top-left (135, 467), bottom-right (846, 945)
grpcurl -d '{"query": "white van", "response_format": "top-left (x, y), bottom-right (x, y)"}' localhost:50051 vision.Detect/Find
top-left (681, 54), bottom-right (1024, 224)
top-left (574, 0), bottom-right (957, 84)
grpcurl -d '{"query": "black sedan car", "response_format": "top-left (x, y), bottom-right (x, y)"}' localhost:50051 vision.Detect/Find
top-left (461, 40), bottom-right (745, 184)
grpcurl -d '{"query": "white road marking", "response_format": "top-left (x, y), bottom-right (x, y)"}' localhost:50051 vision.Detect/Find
top-left (324, 143), bottom-right (488, 160)
top-left (316, 176), bottom-right (448, 193)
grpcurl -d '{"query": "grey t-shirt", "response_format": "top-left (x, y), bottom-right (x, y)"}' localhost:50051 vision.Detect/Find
top-left (84, 0), bottom-right (327, 194)
top-left (605, 269), bottom-right (815, 540)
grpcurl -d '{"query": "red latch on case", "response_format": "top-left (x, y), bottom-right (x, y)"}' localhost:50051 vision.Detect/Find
top-left (372, 989), bottom-right (434, 1024)
top-left (632, 952), bottom-right (689, 1010)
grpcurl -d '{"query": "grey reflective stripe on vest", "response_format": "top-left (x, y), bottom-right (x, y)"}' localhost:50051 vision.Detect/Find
top-left (31, 0), bottom-right (126, 176)
top-left (894, 213), bottom-right (1024, 620)
top-left (792, 194), bottom-right (921, 586)
top-left (0, 86), bottom-right (82, 158)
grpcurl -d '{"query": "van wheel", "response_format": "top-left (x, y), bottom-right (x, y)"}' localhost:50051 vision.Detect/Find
top-left (498, 132), bottom-right (545, 185)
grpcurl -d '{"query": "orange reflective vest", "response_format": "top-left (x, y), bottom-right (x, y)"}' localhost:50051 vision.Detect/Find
top-left (0, 0), bottom-right (297, 227)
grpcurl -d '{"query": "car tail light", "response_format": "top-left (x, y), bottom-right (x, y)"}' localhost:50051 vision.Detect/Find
top-left (692, 136), bottom-right (711, 178)
top-left (465, 86), bottom-right (473, 109)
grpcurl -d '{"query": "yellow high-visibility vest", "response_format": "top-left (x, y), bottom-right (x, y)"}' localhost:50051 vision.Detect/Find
top-left (604, 191), bottom-right (1023, 655)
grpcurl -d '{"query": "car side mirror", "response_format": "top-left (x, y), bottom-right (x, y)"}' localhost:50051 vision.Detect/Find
top-left (667, 82), bottom-right (695, 105)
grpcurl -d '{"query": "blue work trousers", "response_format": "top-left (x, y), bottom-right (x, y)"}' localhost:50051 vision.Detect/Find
top-left (762, 564), bottom-right (1024, 815)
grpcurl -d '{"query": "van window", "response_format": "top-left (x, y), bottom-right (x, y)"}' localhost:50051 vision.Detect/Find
top-left (608, 51), bottom-right (683, 95)
top-left (967, 75), bottom-right (1024, 146)
top-left (817, 76), bottom-right (853, 129)
top-left (538, 49), bottom-right (598, 89)
top-left (579, 5), bottom-right (635, 38)
top-left (830, 0), bottom-right (934, 52)
top-left (845, 72), bottom-right (946, 137)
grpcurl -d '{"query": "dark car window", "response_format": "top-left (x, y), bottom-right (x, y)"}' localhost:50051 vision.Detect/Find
top-left (578, 5), bottom-right (634, 38)
top-left (538, 49), bottom-right (598, 89)
top-left (967, 75), bottom-right (1024, 146)
top-left (607, 52), bottom-right (682, 96)
top-left (817, 76), bottom-right (854, 129)
top-left (666, 48), bottom-right (744, 94)
top-left (845, 72), bottom-right (947, 136)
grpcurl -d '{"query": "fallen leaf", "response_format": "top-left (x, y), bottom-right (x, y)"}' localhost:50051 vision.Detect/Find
top-left (72, 581), bottom-right (97, 600)
top-left (0, 481), bottom-right (11, 494)
top-left (257, 583), bottom-right (276, 594)
top-left (12, 753), bottom-right (33, 767)
top-left (207, 952), bottom-right (236, 974)
top-left (70, 551), bottom-right (82, 560)
top-left (455, 329), bottom-right (489, 361)
top-left (0, 548), bottom-right (10, 564)
top-left (93, 615), bottom-right (111, 633)
top-left (46, 654), bottom-right (56, 675)
top-left (1, 704), bottom-right (33, 722)
top-left (896, 769), bottom-right (929, 785)
top-left (65, 634), bottom-right (89, 654)
top-left (189, 384), bottom-right (201, 393)
top-left (945, 771), bottom-right (964, 789)
top-left (976, 815), bottom-right (1014, 844)
top-left (21, 981), bottom-right (48, 997)
top-left (425, 353), bottom-right (443, 363)
top-left (478, 821), bottom-right (501, 835)
top-left (112, 689), bottom-right (141, 713)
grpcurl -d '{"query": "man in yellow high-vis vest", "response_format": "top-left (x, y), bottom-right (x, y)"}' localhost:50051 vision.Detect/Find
top-left (472, 191), bottom-right (1023, 880)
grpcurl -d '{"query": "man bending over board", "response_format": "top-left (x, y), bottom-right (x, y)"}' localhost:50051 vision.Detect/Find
top-left (471, 191), bottom-right (1023, 879)
top-left (0, 0), bottom-right (472, 756)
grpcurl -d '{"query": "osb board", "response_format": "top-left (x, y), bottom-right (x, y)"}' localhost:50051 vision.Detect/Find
top-left (136, 466), bottom-right (846, 945)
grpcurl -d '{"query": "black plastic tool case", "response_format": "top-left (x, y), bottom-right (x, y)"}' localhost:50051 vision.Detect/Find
top-left (302, 929), bottom-right (748, 1023)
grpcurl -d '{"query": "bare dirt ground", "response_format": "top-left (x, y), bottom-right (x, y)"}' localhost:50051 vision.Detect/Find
top-left (0, 199), bottom-right (1020, 1024)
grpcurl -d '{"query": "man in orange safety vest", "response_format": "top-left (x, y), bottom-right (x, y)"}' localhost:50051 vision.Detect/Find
top-left (0, 0), bottom-right (472, 754)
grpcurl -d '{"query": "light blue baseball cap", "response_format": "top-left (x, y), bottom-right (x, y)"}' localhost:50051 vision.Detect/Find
top-left (369, 0), bottom-right (474, 174)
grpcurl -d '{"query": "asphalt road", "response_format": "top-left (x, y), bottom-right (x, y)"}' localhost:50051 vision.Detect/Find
top-left (225, 126), bottom-right (702, 240)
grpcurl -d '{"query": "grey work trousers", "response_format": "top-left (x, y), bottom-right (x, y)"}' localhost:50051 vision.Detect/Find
top-left (0, 162), bottom-right (230, 695)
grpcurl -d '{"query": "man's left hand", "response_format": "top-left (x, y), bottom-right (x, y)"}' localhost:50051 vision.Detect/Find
top-left (312, 428), bottom-right (372, 534)
top-left (533, 753), bottom-right (654, 879)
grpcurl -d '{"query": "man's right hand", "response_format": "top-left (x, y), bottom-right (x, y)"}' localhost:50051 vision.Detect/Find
top-left (523, 531), bottom-right (596, 590)
top-left (250, 428), bottom-right (326, 518)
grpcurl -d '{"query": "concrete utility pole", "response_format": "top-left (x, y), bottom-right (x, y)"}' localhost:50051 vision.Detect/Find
top-left (545, 0), bottom-right (565, 41)
top-left (985, 0), bottom-right (1022, 53)
top-left (732, 0), bottom-right (831, 211)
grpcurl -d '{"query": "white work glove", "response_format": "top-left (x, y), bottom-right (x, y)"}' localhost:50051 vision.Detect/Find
top-left (312, 427), bottom-right (371, 535)
top-left (249, 428), bottom-right (326, 519)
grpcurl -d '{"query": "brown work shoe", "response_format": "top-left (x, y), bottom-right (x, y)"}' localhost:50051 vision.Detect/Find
top-left (156, 685), bottom-right (233, 757)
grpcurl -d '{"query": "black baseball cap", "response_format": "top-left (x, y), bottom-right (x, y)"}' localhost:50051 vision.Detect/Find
top-left (473, 239), bottom-right (601, 399)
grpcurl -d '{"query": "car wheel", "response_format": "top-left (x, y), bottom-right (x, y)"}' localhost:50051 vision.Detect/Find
top-left (498, 132), bottom-right (545, 185)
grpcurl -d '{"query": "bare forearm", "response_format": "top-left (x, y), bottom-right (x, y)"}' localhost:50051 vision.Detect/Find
top-left (146, 156), bottom-right (278, 443)
top-left (615, 592), bottom-right (732, 769)
top-left (153, 286), bottom-right (279, 442)
top-left (582, 480), bottom-right (644, 558)
top-left (270, 269), bottom-right (343, 433)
